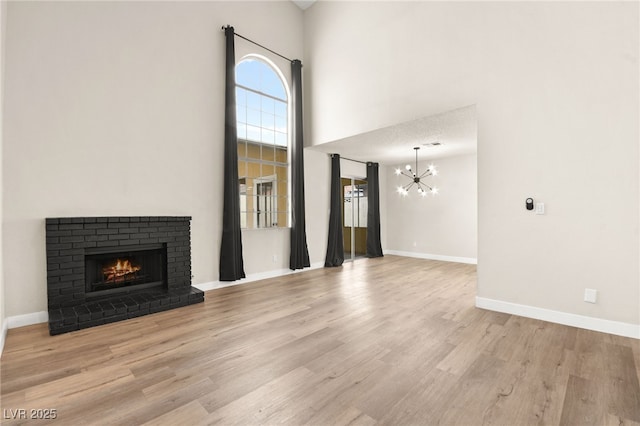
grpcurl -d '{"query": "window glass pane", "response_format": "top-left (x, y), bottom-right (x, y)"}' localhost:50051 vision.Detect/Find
top-left (275, 101), bottom-right (287, 117)
top-left (275, 132), bottom-right (287, 148)
top-left (237, 140), bottom-right (246, 158)
top-left (275, 115), bottom-right (286, 133)
top-left (236, 60), bottom-right (259, 87)
top-left (236, 87), bottom-right (247, 107)
top-left (261, 129), bottom-right (275, 145)
top-left (246, 90), bottom-right (261, 110)
top-left (276, 194), bottom-right (288, 209)
top-left (246, 161), bottom-right (260, 178)
top-left (356, 184), bottom-right (368, 228)
top-left (239, 177), bottom-right (247, 229)
top-left (276, 212), bottom-right (287, 228)
top-left (262, 97), bottom-right (275, 115)
top-left (237, 123), bottom-right (247, 141)
top-left (246, 143), bottom-right (260, 160)
top-left (236, 105), bottom-right (245, 124)
top-left (262, 112), bottom-right (275, 131)
top-left (261, 164), bottom-right (275, 178)
top-left (275, 146), bottom-right (287, 163)
top-left (277, 181), bottom-right (288, 202)
top-left (247, 108), bottom-right (260, 127)
top-left (247, 125), bottom-right (261, 142)
top-left (267, 147), bottom-right (277, 164)
top-left (275, 166), bottom-right (287, 181)
top-left (244, 212), bottom-right (254, 229)
top-left (262, 69), bottom-right (286, 100)
top-left (238, 160), bottom-right (247, 178)
top-left (244, 177), bottom-right (255, 196)
top-left (344, 185), bottom-right (353, 227)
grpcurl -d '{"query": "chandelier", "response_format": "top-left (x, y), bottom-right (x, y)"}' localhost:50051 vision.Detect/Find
top-left (395, 147), bottom-right (439, 197)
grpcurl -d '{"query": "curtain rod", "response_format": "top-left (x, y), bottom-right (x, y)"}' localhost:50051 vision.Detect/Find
top-left (330, 154), bottom-right (369, 165)
top-left (222, 25), bottom-right (296, 64)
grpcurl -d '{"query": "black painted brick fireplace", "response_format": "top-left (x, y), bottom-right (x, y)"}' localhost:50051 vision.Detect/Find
top-left (45, 216), bottom-right (204, 335)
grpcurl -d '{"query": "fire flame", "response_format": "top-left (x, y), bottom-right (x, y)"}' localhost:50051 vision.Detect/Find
top-left (103, 258), bottom-right (141, 283)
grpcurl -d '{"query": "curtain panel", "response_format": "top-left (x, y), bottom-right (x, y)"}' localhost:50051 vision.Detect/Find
top-left (325, 154), bottom-right (344, 267)
top-left (219, 26), bottom-right (246, 281)
top-left (289, 59), bottom-right (311, 270)
top-left (366, 162), bottom-right (384, 258)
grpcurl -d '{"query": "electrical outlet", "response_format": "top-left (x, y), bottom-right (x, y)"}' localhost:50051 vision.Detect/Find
top-left (584, 288), bottom-right (597, 304)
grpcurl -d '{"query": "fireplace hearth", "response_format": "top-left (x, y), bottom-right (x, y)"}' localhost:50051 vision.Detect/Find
top-left (45, 216), bottom-right (204, 335)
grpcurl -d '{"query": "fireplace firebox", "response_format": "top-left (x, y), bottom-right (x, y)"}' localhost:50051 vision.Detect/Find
top-left (85, 244), bottom-right (166, 296)
top-left (45, 216), bottom-right (204, 335)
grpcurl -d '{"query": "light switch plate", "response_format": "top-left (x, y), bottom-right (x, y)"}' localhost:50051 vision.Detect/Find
top-left (535, 202), bottom-right (545, 215)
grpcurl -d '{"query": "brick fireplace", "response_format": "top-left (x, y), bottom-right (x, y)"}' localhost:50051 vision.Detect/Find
top-left (45, 216), bottom-right (204, 335)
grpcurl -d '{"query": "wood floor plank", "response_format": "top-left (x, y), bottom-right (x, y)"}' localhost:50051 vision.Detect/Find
top-left (377, 367), bottom-right (460, 425)
top-left (560, 374), bottom-right (605, 426)
top-left (605, 413), bottom-right (640, 426)
top-left (603, 343), bottom-right (640, 422)
top-left (1, 256), bottom-right (638, 425)
top-left (205, 367), bottom-right (318, 424)
top-left (438, 353), bottom-right (509, 425)
top-left (141, 400), bottom-right (210, 426)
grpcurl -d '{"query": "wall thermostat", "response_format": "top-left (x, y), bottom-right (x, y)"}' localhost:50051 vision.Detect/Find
top-left (526, 198), bottom-right (534, 210)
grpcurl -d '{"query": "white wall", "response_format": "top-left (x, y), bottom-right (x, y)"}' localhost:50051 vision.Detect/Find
top-left (386, 154), bottom-right (477, 261)
top-left (3, 1), bottom-right (316, 318)
top-left (0, 0), bottom-right (7, 352)
top-left (305, 2), bottom-right (639, 327)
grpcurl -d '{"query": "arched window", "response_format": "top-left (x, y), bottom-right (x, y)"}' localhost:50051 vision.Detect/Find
top-left (236, 57), bottom-right (289, 229)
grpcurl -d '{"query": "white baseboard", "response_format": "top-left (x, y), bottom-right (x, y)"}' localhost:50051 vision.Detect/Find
top-left (0, 319), bottom-right (8, 359)
top-left (194, 261), bottom-right (325, 292)
top-left (7, 311), bottom-right (49, 329)
top-left (1, 311), bottom-right (49, 358)
top-left (476, 296), bottom-right (640, 339)
top-left (385, 250), bottom-right (477, 265)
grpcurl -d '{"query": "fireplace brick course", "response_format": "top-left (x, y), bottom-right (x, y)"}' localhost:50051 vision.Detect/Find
top-left (45, 216), bottom-right (204, 335)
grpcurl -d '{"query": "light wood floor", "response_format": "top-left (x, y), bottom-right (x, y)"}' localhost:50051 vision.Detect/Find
top-left (1, 256), bottom-right (639, 425)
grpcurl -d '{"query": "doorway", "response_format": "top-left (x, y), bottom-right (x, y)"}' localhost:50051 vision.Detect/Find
top-left (342, 177), bottom-right (368, 261)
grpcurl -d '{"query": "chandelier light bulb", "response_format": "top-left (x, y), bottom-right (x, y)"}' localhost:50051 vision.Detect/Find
top-left (421, 190), bottom-right (428, 197)
top-left (395, 168), bottom-right (402, 176)
top-left (431, 187), bottom-right (439, 195)
top-left (405, 164), bottom-right (412, 171)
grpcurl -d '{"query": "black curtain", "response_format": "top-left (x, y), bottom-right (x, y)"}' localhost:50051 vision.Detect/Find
top-left (366, 162), bottom-right (384, 258)
top-left (325, 154), bottom-right (344, 267)
top-left (219, 26), bottom-right (245, 281)
top-left (289, 60), bottom-right (311, 270)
